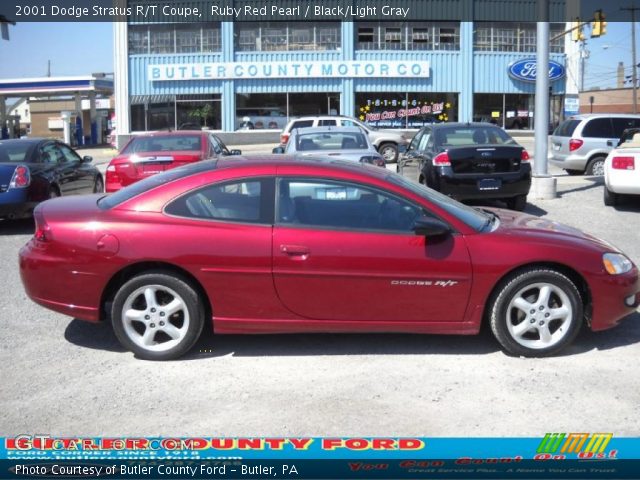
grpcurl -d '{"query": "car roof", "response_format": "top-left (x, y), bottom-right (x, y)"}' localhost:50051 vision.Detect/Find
top-left (567, 114), bottom-right (640, 120)
top-left (131, 130), bottom-right (205, 137)
top-left (426, 122), bottom-right (503, 130)
top-left (292, 126), bottom-right (365, 134)
top-left (216, 154), bottom-right (388, 177)
top-left (0, 138), bottom-right (48, 146)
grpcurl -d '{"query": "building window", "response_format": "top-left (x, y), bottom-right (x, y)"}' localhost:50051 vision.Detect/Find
top-left (234, 23), bottom-right (340, 51)
top-left (473, 93), bottom-right (535, 129)
top-left (128, 24), bottom-right (149, 54)
top-left (355, 92), bottom-right (458, 129)
top-left (356, 22), bottom-right (460, 51)
top-left (128, 24), bottom-right (221, 54)
top-left (473, 22), bottom-right (565, 53)
top-left (130, 95), bottom-right (222, 132)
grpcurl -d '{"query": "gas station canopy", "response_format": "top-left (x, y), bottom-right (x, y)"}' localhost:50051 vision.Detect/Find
top-left (0, 76), bottom-right (113, 97)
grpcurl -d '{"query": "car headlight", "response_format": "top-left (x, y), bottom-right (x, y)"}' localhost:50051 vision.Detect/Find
top-left (603, 253), bottom-right (633, 275)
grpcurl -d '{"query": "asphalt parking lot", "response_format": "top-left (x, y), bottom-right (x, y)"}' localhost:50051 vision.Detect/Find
top-left (1, 140), bottom-right (639, 437)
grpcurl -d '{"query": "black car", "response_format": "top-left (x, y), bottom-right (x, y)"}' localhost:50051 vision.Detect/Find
top-left (0, 138), bottom-right (103, 220)
top-left (400, 123), bottom-right (531, 211)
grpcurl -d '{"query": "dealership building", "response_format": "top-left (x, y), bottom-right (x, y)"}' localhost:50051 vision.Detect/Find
top-left (113, 12), bottom-right (578, 146)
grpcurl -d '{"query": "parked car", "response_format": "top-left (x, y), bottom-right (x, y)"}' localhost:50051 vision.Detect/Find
top-left (400, 123), bottom-right (531, 211)
top-left (549, 114), bottom-right (640, 176)
top-left (0, 138), bottom-right (103, 220)
top-left (272, 126), bottom-right (385, 167)
top-left (278, 116), bottom-right (409, 162)
top-left (603, 130), bottom-right (640, 206)
top-left (19, 157), bottom-right (639, 360)
top-left (105, 131), bottom-right (240, 192)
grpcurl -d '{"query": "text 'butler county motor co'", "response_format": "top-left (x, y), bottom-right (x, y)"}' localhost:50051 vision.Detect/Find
top-left (149, 61), bottom-right (430, 80)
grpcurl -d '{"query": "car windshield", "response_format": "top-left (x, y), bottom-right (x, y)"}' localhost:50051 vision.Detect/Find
top-left (122, 135), bottom-right (202, 154)
top-left (296, 132), bottom-right (368, 151)
top-left (435, 126), bottom-right (516, 147)
top-left (387, 173), bottom-right (490, 232)
top-left (0, 142), bottom-right (32, 163)
top-left (98, 160), bottom-right (218, 210)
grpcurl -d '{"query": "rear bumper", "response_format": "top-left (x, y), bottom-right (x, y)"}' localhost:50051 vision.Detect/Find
top-left (430, 167), bottom-right (531, 200)
top-left (0, 190), bottom-right (36, 219)
top-left (549, 153), bottom-right (588, 170)
top-left (606, 170), bottom-right (640, 195)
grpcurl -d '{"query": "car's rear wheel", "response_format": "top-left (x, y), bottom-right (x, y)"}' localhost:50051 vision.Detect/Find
top-left (378, 143), bottom-right (398, 163)
top-left (489, 268), bottom-right (583, 357)
top-left (93, 176), bottom-right (104, 193)
top-left (586, 156), bottom-right (606, 176)
top-left (603, 186), bottom-right (619, 206)
top-left (506, 194), bottom-right (527, 211)
top-left (111, 271), bottom-right (205, 360)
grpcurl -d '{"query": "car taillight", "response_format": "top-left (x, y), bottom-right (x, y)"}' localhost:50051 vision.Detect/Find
top-left (105, 165), bottom-right (122, 191)
top-left (433, 152), bottom-right (451, 166)
top-left (280, 133), bottom-right (290, 145)
top-left (9, 165), bottom-right (31, 188)
top-left (612, 156), bottom-right (635, 170)
top-left (568, 138), bottom-right (583, 152)
top-left (521, 150), bottom-right (531, 163)
top-left (33, 208), bottom-right (51, 242)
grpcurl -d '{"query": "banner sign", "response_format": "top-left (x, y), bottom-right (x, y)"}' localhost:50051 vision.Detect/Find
top-left (2, 435), bottom-right (640, 479)
top-left (508, 59), bottom-right (566, 83)
top-left (148, 61), bottom-right (430, 81)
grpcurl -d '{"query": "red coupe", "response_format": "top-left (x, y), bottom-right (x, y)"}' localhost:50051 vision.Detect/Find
top-left (105, 131), bottom-right (240, 192)
top-left (19, 157), bottom-right (639, 360)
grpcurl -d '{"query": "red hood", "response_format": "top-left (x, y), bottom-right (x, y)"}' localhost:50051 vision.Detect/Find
top-left (492, 208), bottom-right (620, 253)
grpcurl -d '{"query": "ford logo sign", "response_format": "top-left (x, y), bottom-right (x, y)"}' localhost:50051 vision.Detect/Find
top-left (508, 59), bottom-right (565, 83)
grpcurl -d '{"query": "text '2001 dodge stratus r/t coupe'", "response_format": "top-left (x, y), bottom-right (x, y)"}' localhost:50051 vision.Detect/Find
top-left (19, 157), bottom-right (640, 360)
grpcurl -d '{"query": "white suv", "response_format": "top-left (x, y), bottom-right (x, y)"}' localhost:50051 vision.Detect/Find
top-left (279, 116), bottom-right (409, 162)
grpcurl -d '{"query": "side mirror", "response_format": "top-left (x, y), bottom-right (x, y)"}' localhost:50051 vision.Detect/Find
top-left (412, 216), bottom-right (450, 237)
top-left (82, 155), bottom-right (93, 163)
top-left (230, 149), bottom-right (242, 156)
top-left (272, 146), bottom-right (285, 154)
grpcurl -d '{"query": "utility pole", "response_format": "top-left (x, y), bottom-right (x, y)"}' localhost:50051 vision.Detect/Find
top-left (532, 0), bottom-right (557, 200)
top-left (622, 4), bottom-right (638, 113)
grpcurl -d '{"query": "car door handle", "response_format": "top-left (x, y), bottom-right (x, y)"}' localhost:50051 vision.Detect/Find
top-left (280, 244), bottom-right (310, 258)
top-left (607, 140), bottom-right (614, 146)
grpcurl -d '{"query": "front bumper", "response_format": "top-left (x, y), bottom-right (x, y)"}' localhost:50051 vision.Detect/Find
top-left (589, 267), bottom-right (640, 331)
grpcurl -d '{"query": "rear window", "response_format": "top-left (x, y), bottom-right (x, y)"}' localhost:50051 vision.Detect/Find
top-left (582, 118), bottom-right (614, 138)
top-left (122, 135), bottom-right (202, 154)
top-left (553, 120), bottom-right (580, 137)
top-left (435, 126), bottom-right (514, 146)
top-left (98, 160), bottom-right (217, 210)
top-left (0, 142), bottom-right (33, 163)
top-left (289, 120), bottom-right (314, 131)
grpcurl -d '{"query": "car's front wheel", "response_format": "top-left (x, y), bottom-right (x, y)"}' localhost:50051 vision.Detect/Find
top-left (489, 268), bottom-right (583, 357)
top-left (111, 271), bottom-right (205, 360)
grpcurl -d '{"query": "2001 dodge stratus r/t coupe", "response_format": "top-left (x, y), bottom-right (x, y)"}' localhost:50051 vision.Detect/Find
top-left (19, 157), bottom-right (640, 360)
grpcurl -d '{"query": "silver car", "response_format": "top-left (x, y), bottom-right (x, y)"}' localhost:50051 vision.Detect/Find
top-left (274, 126), bottom-right (386, 167)
top-left (549, 114), bottom-right (640, 175)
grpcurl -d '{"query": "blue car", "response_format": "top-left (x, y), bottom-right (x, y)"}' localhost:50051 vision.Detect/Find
top-left (0, 138), bottom-right (103, 220)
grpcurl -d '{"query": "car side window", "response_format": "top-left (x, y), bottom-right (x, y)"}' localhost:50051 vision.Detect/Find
top-left (165, 178), bottom-right (271, 223)
top-left (612, 118), bottom-right (638, 138)
top-left (290, 120), bottom-right (314, 130)
top-left (582, 118), bottom-right (614, 138)
top-left (57, 144), bottom-right (81, 163)
top-left (407, 131), bottom-right (424, 152)
top-left (277, 178), bottom-right (422, 233)
top-left (417, 130), bottom-right (431, 151)
top-left (318, 119), bottom-right (337, 126)
top-left (39, 143), bottom-right (63, 164)
top-left (341, 119), bottom-right (357, 127)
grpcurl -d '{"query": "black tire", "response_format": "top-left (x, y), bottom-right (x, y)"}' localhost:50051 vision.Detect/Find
top-left (48, 186), bottom-right (60, 199)
top-left (111, 271), bottom-right (205, 360)
top-left (565, 169), bottom-right (582, 176)
top-left (489, 268), bottom-right (583, 357)
top-left (603, 186), bottom-right (618, 206)
top-left (586, 156), bottom-right (606, 176)
top-left (93, 176), bottom-right (104, 193)
top-left (506, 194), bottom-right (527, 211)
top-left (378, 143), bottom-right (398, 163)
